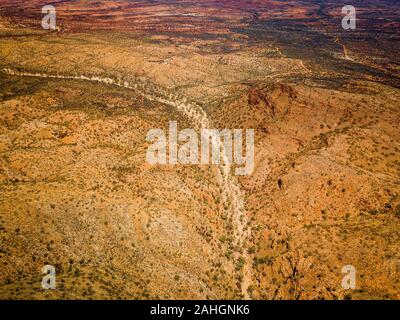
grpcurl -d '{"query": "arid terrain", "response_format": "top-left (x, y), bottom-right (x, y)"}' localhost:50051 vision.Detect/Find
top-left (0, 0), bottom-right (399, 300)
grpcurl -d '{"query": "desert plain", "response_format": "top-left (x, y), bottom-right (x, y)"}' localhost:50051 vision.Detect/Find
top-left (0, 0), bottom-right (399, 300)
